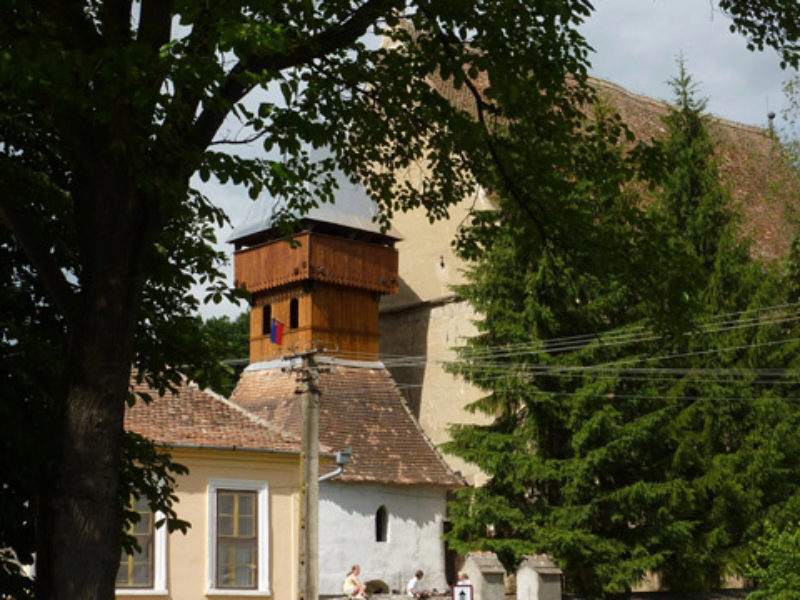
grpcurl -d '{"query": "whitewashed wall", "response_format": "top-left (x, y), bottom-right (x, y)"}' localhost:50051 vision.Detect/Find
top-left (318, 482), bottom-right (448, 596)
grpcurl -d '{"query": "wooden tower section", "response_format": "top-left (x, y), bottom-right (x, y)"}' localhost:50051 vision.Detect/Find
top-left (233, 225), bottom-right (399, 363)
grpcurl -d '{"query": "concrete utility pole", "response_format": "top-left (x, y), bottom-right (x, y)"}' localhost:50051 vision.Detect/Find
top-left (295, 350), bottom-right (320, 600)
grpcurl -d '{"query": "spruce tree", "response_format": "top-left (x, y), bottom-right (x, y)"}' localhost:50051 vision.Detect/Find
top-left (444, 64), bottom-right (800, 598)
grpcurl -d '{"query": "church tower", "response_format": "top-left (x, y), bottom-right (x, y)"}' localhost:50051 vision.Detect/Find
top-left (227, 175), bottom-right (462, 596)
top-left (229, 180), bottom-right (400, 362)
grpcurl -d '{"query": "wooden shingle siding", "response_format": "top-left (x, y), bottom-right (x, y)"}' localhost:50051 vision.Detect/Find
top-left (234, 232), bottom-right (398, 295)
top-left (248, 286), bottom-right (382, 361)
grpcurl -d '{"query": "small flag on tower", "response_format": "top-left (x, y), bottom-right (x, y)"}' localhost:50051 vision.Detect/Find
top-left (269, 318), bottom-right (284, 344)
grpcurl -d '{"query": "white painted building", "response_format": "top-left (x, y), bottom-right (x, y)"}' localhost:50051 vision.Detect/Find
top-left (319, 481), bottom-right (449, 594)
top-left (227, 185), bottom-right (463, 597)
top-left (231, 358), bottom-right (461, 596)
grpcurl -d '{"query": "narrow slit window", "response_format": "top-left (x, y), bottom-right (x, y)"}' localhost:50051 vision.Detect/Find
top-left (376, 505), bottom-right (388, 542)
top-left (289, 298), bottom-right (299, 329)
top-left (261, 305), bottom-right (272, 336)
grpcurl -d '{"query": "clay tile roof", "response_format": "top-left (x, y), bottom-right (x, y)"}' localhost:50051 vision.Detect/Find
top-left (428, 73), bottom-right (800, 262)
top-left (590, 78), bottom-right (799, 262)
top-left (230, 359), bottom-right (463, 488)
top-left (126, 376), bottom-right (310, 455)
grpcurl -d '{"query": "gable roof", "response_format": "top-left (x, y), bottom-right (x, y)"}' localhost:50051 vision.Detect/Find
top-left (429, 72), bottom-right (799, 262)
top-left (230, 358), bottom-right (463, 488)
top-left (591, 78), bottom-right (798, 262)
top-left (126, 377), bottom-right (311, 455)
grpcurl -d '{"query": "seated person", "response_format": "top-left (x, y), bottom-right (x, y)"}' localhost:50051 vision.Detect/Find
top-left (406, 570), bottom-right (430, 598)
top-left (343, 565), bottom-right (368, 598)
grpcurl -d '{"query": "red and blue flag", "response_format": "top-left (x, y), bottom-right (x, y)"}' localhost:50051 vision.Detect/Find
top-left (270, 318), bottom-right (284, 344)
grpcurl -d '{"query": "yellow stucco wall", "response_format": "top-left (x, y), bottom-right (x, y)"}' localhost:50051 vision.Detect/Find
top-left (116, 447), bottom-right (301, 600)
top-left (381, 298), bottom-right (489, 486)
top-left (379, 164), bottom-right (494, 486)
top-left (380, 173), bottom-right (493, 312)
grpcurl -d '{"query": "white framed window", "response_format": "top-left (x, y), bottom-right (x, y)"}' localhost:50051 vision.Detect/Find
top-left (207, 479), bottom-right (270, 596)
top-left (116, 496), bottom-right (168, 596)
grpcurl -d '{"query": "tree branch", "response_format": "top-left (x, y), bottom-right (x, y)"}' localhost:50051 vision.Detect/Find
top-left (155, 5), bottom-right (222, 166)
top-left (417, 5), bottom-right (550, 241)
top-left (99, 0), bottom-right (134, 42)
top-left (0, 181), bottom-right (77, 322)
top-left (210, 128), bottom-right (269, 146)
top-left (39, 0), bottom-right (101, 52)
top-left (190, 0), bottom-right (401, 152)
top-left (138, 0), bottom-right (173, 53)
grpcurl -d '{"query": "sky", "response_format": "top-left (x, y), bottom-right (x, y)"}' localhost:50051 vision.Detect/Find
top-left (195, 0), bottom-right (795, 320)
top-left (581, 0), bottom-right (789, 129)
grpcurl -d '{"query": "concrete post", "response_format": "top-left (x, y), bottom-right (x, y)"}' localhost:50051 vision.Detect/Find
top-left (516, 555), bottom-right (562, 600)
top-left (298, 352), bottom-right (320, 600)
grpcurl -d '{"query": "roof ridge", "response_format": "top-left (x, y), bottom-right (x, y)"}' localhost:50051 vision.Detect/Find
top-left (196, 381), bottom-right (308, 448)
top-left (589, 76), bottom-right (769, 136)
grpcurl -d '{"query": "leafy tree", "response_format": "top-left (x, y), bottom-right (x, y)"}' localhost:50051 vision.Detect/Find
top-left (746, 522), bottom-right (800, 600)
top-left (718, 0), bottom-right (800, 69)
top-left (0, 2), bottom-right (798, 599)
top-left (0, 2), bottom-right (611, 597)
top-left (198, 312), bottom-right (250, 396)
top-left (443, 65), bottom-right (800, 597)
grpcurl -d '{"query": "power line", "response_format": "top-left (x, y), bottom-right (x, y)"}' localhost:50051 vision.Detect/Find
top-left (377, 333), bottom-right (800, 371)
top-left (393, 370), bottom-right (800, 386)
top-left (431, 309), bottom-right (800, 363)
top-left (389, 381), bottom-right (800, 403)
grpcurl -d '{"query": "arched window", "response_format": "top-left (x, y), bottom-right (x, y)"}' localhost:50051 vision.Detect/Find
top-left (289, 298), bottom-right (299, 329)
top-left (261, 305), bottom-right (272, 336)
top-left (375, 505), bottom-right (388, 542)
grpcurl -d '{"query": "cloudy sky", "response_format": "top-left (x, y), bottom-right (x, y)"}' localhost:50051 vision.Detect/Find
top-left (581, 0), bottom-right (789, 128)
top-left (197, 1), bottom-right (796, 320)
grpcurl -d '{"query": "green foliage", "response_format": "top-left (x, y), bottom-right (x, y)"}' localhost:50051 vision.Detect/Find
top-left (746, 522), bottom-right (800, 600)
top-left (118, 432), bottom-right (191, 556)
top-left (718, 0), bottom-right (800, 69)
top-left (200, 312), bottom-right (250, 362)
top-left (444, 64), bottom-right (800, 598)
top-left (197, 312), bottom-right (251, 396)
top-left (0, 0), bottom-right (798, 596)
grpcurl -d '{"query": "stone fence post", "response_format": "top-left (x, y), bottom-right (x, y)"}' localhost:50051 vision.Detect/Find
top-left (516, 555), bottom-right (563, 600)
top-left (462, 551), bottom-right (506, 600)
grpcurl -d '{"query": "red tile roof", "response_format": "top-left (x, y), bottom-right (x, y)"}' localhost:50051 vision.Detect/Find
top-left (126, 377), bottom-right (307, 455)
top-left (429, 72), bottom-right (800, 262)
top-left (230, 359), bottom-right (463, 488)
top-left (590, 78), bottom-right (798, 262)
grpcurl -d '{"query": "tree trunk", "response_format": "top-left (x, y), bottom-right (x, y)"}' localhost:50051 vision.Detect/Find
top-left (34, 176), bottom-right (151, 599)
top-left (36, 376), bottom-right (128, 600)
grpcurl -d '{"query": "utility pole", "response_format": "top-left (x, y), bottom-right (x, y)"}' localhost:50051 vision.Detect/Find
top-left (293, 349), bottom-right (320, 600)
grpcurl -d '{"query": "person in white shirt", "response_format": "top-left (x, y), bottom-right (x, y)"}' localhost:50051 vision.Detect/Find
top-left (343, 565), bottom-right (368, 598)
top-left (406, 570), bottom-right (430, 598)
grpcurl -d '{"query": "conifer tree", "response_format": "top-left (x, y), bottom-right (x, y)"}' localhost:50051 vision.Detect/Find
top-left (444, 64), bottom-right (800, 598)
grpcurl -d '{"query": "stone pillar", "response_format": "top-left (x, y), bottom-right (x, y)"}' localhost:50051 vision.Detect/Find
top-left (462, 552), bottom-right (506, 600)
top-left (516, 555), bottom-right (563, 600)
